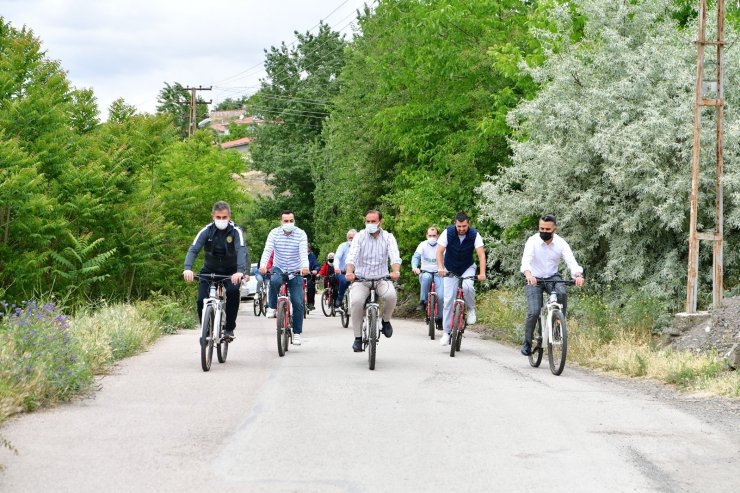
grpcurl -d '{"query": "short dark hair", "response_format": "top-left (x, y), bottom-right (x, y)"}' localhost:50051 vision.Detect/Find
top-left (281, 209), bottom-right (294, 217)
top-left (454, 211), bottom-right (469, 223)
top-left (540, 214), bottom-right (557, 225)
top-left (365, 209), bottom-right (382, 221)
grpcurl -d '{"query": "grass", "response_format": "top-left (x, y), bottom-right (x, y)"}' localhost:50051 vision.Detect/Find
top-left (0, 296), bottom-right (196, 455)
top-left (475, 288), bottom-right (740, 398)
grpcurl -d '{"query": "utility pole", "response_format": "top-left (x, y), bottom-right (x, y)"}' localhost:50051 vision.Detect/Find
top-left (184, 86), bottom-right (212, 137)
top-left (686, 0), bottom-right (725, 313)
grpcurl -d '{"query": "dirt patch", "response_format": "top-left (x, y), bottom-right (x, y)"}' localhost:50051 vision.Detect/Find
top-left (668, 296), bottom-right (740, 358)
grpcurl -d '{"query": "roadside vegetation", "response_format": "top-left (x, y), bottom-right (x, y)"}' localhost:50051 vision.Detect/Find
top-left (477, 289), bottom-right (739, 397)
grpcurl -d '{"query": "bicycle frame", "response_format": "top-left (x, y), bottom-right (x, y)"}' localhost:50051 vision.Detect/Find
top-left (420, 270), bottom-right (439, 321)
top-left (362, 281), bottom-right (382, 346)
top-left (540, 292), bottom-right (562, 347)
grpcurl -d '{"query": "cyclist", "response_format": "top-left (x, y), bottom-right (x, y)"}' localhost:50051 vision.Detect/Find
top-left (520, 213), bottom-right (584, 356)
top-left (318, 252), bottom-right (339, 303)
top-left (345, 210), bottom-right (401, 352)
top-left (333, 229), bottom-right (357, 310)
top-left (259, 210), bottom-right (310, 345)
top-left (411, 226), bottom-right (444, 330)
top-left (183, 201), bottom-right (249, 341)
top-left (436, 211), bottom-right (486, 347)
top-left (305, 243), bottom-right (321, 311)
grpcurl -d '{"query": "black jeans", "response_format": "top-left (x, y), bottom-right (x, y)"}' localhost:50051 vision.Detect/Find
top-left (305, 274), bottom-right (316, 304)
top-left (524, 274), bottom-right (567, 345)
top-left (197, 274), bottom-right (240, 331)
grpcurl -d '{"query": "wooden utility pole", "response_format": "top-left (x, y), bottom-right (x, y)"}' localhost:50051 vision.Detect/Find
top-left (184, 86), bottom-right (212, 137)
top-left (686, 0), bottom-right (725, 312)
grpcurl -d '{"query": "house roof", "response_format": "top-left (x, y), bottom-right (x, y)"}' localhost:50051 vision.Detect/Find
top-left (220, 137), bottom-right (255, 149)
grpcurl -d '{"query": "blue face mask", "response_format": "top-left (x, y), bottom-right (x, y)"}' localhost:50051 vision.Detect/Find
top-left (365, 223), bottom-right (379, 234)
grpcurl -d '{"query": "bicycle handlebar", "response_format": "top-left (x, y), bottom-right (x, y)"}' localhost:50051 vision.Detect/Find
top-left (443, 273), bottom-right (477, 280)
top-left (354, 275), bottom-right (392, 282)
top-left (529, 278), bottom-right (577, 287)
top-left (193, 273), bottom-right (233, 281)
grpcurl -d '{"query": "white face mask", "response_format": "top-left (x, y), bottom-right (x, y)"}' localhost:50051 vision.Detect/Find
top-left (365, 223), bottom-right (379, 234)
top-left (282, 223), bottom-right (296, 233)
top-left (214, 219), bottom-right (229, 230)
top-left (427, 238), bottom-right (438, 246)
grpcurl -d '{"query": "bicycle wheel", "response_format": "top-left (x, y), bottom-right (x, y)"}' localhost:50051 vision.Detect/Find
top-left (260, 292), bottom-right (267, 316)
top-left (455, 327), bottom-right (463, 351)
top-left (253, 294), bottom-right (261, 316)
top-left (548, 311), bottom-right (567, 375)
top-left (341, 296), bottom-right (350, 328)
top-left (450, 304), bottom-right (462, 357)
top-left (368, 308), bottom-right (377, 370)
top-left (321, 290), bottom-right (331, 317)
top-left (528, 317), bottom-right (543, 368)
top-left (200, 305), bottom-right (215, 371)
top-left (216, 314), bottom-right (228, 363)
top-left (427, 294), bottom-right (436, 340)
top-left (276, 300), bottom-right (287, 357)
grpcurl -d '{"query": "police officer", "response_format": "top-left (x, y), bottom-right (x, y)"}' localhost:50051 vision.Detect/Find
top-left (183, 201), bottom-right (249, 340)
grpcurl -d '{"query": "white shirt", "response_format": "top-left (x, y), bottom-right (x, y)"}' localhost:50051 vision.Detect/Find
top-left (347, 229), bottom-right (402, 278)
top-left (412, 240), bottom-right (439, 272)
top-left (335, 240), bottom-right (351, 271)
top-left (520, 233), bottom-right (583, 279)
top-left (438, 229), bottom-right (484, 248)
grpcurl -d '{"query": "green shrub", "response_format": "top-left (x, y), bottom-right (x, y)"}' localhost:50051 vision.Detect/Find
top-left (137, 293), bottom-right (197, 334)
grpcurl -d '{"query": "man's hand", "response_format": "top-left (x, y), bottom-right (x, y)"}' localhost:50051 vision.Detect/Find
top-left (412, 268), bottom-right (421, 275)
top-left (346, 272), bottom-right (356, 282)
top-left (259, 267), bottom-right (267, 275)
top-left (334, 266), bottom-right (341, 275)
top-left (300, 267), bottom-right (310, 276)
top-left (575, 275), bottom-right (585, 288)
top-left (477, 273), bottom-right (486, 282)
top-left (231, 272), bottom-right (244, 285)
top-left (525, 272), bottom-right (538, 286)
top-left (390, 271), bottom-right (400, 281)
top-left (311, 270), bottom-right (317, 275)
top-left (183, 270), bottom-right (194, 282)
top-left (438, 268), bottom-right (447, 278)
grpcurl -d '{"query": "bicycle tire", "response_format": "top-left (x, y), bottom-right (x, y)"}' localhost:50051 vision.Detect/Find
top-left (216, 314), bottom-right (228, 363)
top-left (450, 304), bottom-right (462, 357)
top-left (321, 290), bottom-right (331, 317)
top-left (548, 310), bottom-right (567, 375)
top-left (253, 295), bottom-right (261, 316)
top-left (427, 293), bottom-right (436, 340)
top-left (368, 308), bottom-right (377, 370)
top-left (341, 296), bottom-right (350, 328)
top-left (200, 305), bottom-right (214, 371)
top-left (455, 328), bottom-right (463, 351)
top-left (528, 317), bottom-right (543, 368)
top-left (260, 292), bottom-right (267, 316)
top-left (276, 300), bottom-right (287, 357)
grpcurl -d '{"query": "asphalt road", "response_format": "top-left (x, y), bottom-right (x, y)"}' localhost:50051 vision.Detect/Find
top-left (1, 302), bottom-right (738, 492)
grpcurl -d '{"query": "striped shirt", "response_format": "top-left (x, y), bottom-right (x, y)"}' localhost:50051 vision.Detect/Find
top-left (347, 229), bottom-right (402, 278)
top-left (260, 226), bottom-right (309, 272)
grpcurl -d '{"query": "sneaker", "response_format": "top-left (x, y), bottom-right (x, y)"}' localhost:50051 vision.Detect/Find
top-left (381, 320), bottom-right (393, 338)
top-left (466, 309), bottom-right (477, 325)
top-left (521, 341), bottom-right (531, 356)
top-left (292, 333), bottom-right (301, 345)
top-left (224, 329), bottom-right (235, 341)
top-left (307, 303), bottom-right (315, 311)
top-left (352, 337), bottom-right (363, 352)
top-left (440, 333), bottom-right (451, 346)
top-left (416, 301), bottom-right (426, 312)
top-left (435, 318), bottom-right (443, 330)
top-left (266, 308), bottom-right (276, 318)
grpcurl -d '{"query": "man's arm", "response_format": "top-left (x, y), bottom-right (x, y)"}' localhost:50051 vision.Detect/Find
top-left (475, 246), bottom-right (486, 281)
top-left (345, 235), bottom-right (361, 280)
top-left (561, 240), bottom-right (585, 287)
top-left (411, 242), bottom-right (422, 274)
top-left (299, 231), bottom-right (309, 275)
top-left (183, 226), bottom-right (209, 281)
top-left (520, 236), bottom-right (538, 286)
top-left (259, 230), bottom-right (276, 274)
top-left (387, 233), bottom-right (402, 281)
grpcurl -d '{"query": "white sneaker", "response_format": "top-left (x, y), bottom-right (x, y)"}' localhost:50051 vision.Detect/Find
top-left (440, 333), bottom-right (450, 346)
top-left (466, 309), bottom-right (477, 325)
top-left (292, 333), bottom-right (301, 345)
top-left (266, 308), bottom-right (276, 318)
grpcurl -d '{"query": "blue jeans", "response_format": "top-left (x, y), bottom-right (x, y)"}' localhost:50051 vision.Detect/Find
top-left (268, 267), bottom-right (305, 334)
top-left (419, 272), bottom-right (444, 310)
top-left (336, 273), bottom-right (349, 305)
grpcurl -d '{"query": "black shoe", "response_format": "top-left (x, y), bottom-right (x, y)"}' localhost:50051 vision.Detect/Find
top-left (416, 301), bottom-right (426, 312)
top-left (381, 320), bottom-right (393, 338)
top-left (521, 342), bottom-right (531, 356)
top-left (334, 300), bottom-right (342, 309)
top-left (435, 318), bottom-right (443, 330)
top-left (307, 303), bottom-right (315, 311)
top-left (224, 329), bottom-right (235, 341)
top-left (352, 338), bottom-right (363, 352)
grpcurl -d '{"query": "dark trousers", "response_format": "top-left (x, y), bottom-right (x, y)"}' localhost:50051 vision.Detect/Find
top-left (197, 275), bottom-right (240, 332)
top-left (524, 274), bottom-right (567, 344)
top-left (306, 274), bottom-right (316, 304)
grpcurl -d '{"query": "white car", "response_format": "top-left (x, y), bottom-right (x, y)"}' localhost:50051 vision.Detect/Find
top-left (240, 263), bottom-right (259, 300)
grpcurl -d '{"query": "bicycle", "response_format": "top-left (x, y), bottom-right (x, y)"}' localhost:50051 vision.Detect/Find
top-left (420, 270), bottom-right (441, 340)
top-left (253, 282), bottom-right (267, 317)
top-left (193, 273), bottom-right (232, 372)
top-left (272, 270), bottom-right (302, 357)
top-left (445, 273), bottom-right (477, 357)
top-left (528, 278), bottom-right (575, 375)
top-left (339, 284), bottom-right (350, 328)
top-left (320, 275), bottom-right (337, 317)
top-left (355, 276), bottom-right (391, 370)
